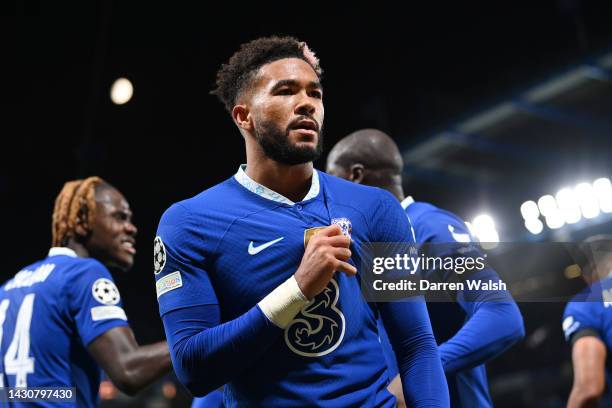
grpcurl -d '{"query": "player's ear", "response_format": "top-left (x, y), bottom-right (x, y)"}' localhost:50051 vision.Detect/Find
top-left (232, 104), bottom-right (252, 131)
top-left (74, 213), bottom-right (90, 239)
top-left (349, 163), bottom-right (365, 184)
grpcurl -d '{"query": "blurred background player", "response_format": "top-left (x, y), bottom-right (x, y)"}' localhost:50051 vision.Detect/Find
top-left (0, 177), bottom-right (171, 407)
top-left (563, 235), bottom-right (612, 408)
top-left (190, 390), bottom-right (223, 408)
top-left (327, 128), bottom-right (525, 407)
top-left (155, 36), bottom-right (449, 406)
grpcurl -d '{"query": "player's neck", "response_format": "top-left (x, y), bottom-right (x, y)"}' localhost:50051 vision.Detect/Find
top-left (369, 178), bottom-right (404, 202)
top-left (245, 158), bottom-right (314, 203)
top-left (387, 184), bottom-right (405, 203)
top-left (65, 238), bottom-right (90, 259)
top-left (362, 172), bottom-right (404, 202)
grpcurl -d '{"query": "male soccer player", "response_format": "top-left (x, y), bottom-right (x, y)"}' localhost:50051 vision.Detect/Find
top-left (327, 129), bottom-right (525, 407)
top-left (155, 37), bottom-right (449, 407)
top-left (563, 235), bottom-right (612, 407)
top-left (0, 177), bottom-right (171, 407)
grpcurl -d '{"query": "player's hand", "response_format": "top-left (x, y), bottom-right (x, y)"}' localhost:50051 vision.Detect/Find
top-left (294, 224), bottom-right (356, 299)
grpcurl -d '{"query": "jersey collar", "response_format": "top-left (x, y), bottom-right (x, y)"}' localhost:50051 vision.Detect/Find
top-left (48, 247), bottom-right (78, 258)
top-left (401, 196), bottom-right (415, 209)
top-left (234, 164), bottom-right (320, 206)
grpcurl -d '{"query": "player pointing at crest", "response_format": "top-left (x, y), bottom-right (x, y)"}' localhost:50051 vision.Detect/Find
top-left (155, 37), bottom-right (449, 406)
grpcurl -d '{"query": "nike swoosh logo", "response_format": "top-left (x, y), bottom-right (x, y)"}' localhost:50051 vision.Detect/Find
top-left (248, 237), bottom-right (284, 255)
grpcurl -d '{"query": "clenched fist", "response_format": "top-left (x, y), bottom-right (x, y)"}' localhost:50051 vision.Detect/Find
top-left (294, 224), bottom-right (356, 299)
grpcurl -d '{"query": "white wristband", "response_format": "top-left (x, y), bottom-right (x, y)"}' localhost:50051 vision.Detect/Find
top-left (258, 275), bottom-right (309, 329)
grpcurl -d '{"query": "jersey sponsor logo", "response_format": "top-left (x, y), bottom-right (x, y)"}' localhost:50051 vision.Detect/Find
top-left (91, 278), bottom-right (121, 305)
top-left (154, 236), bottom-right (167, 275)
top-left (91, 305), bottom-right (127, 321)
top-left (247, 237), bottom-right (284, 255)
top-left (156, 271), bottom-right (182, 298)
top-left (562, 315), bottom-right (581, 339)
top-left (449, 225), bottom-right (471, 243)
top-left (284, 278), bottom-right (345, 357)
top-left (4, 264), bottom-right (55, 291)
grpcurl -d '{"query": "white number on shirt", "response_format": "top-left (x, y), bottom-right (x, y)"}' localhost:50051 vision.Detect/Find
top-left (1, 294), bottom-right (36, 387)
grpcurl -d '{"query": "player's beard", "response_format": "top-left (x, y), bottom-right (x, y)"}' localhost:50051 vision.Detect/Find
top-left (254, 118), bottom-right (323, 165)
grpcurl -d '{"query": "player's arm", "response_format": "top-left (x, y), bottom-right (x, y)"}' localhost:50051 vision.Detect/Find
top-left (88, 327), bottom-right (171, 396)
top-left (68, 260), bottom-right (172, 396)
top-left (419, 210), bottom-right (524, 373)
top-left (437, 268), bottom-right (524, 374)
top-left (379, 299), bottom-right (449, 407)
top-left (373, 191), bottom-right (449, 407)
top-left (387, 375), bottom-right (406, 408)
top-left (159, 208), bottom-right (354, 396)
top-left (567, 334), bottom-right (606, 408)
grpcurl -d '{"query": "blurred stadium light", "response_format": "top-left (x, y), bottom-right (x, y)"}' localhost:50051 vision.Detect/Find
top-left (466, 214), bottom-right (500, 248)
top-left (110, 78), bottom-right (134, 105)
top-left (522, 177), bottom-right (612, 234)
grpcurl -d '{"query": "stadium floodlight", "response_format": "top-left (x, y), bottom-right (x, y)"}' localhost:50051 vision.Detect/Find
top-left (556, 187), bottom-right (581, 224)
top-left (575, 182), bottom-right (600, 219)
top-left (472, 214), bottom-right (500, 243)
top-left (537, 195), bottom-right (558, 217)
top-left (524, 218), bottom-right (543, 235)
top-left (522, 176), bottom-right (611, 234)
top-left (544, 212), bottom-right (565, 229)
top-left (520, 200), bottom-right (540, 220)
top-left (593, 177), bottom-right (612, 213)
top-left (110, 78), bottom-right (134, 105)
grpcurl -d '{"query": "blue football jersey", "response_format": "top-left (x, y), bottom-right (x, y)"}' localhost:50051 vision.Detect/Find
top-left (0, 248), bottom-right (129, 407)
top-left (563, 277), bottom-right (612, 388)
top-left (191, 390), bottom-right (224, 408)
top-left (155, 166), bottom-right (425, 407)
top-left (381, 198), bottom-right (501, 408)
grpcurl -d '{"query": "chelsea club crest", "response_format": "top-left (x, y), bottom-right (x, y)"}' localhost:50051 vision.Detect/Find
top-left (331, 217), bottom-right (352, 239)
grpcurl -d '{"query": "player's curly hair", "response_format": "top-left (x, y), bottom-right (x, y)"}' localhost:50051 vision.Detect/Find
top-left (211, 36), bottom-right (323, 112)
top-left (51, 176), bottom-right (111, 247)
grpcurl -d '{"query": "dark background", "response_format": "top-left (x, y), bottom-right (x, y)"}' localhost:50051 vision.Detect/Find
top-left (4, 1), bottom-right (612, 406)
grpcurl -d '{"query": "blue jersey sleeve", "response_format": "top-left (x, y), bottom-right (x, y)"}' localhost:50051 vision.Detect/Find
top-left (414, 207), bottom-right (524, 373)
top-left (155, 203), bottom-right (220, 315)
top-left (373, 192), bottom-right (449, 406)
top-left (563, 300), bottom-right (602, 343)
top-left (439, 269), bottom-right (524, 374)
top-left (377, 318), bottom-right (399, 379)
top-left (67, 259), bottom-right (129, 347)
top-left (156, 203), bottom-right (282, 397)
top-left (379, 300), bottom-right (449, 407)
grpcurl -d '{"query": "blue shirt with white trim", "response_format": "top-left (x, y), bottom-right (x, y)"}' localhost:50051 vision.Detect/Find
top-left (380, 198), bottom-right (523, 408)
top-left (0, 248), bottom-right (129, 407)
top-left (155, 166), bottom-right (448, 407)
